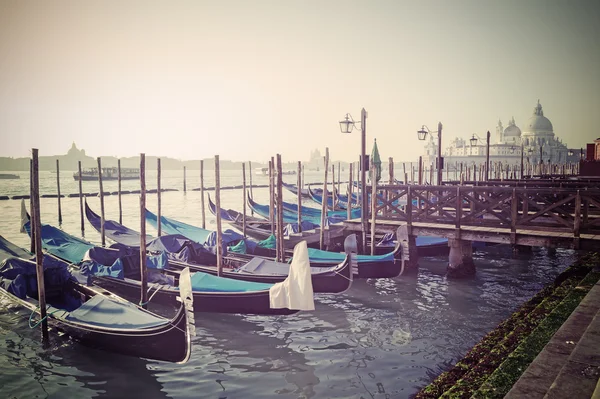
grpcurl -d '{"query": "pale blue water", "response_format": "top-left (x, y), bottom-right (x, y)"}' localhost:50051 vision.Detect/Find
top-left (0, 169), bottom-right (575, 398)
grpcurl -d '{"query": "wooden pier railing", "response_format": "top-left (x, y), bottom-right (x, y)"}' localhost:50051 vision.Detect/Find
top-left (359, 184), bottom-right (600, 249)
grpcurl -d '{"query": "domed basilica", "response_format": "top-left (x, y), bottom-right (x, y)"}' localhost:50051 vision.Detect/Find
top-left (423, 100), bottom-right (571, 168)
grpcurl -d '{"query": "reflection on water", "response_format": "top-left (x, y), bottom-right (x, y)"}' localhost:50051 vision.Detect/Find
top-left (0, 171), bottom-right (579, 398)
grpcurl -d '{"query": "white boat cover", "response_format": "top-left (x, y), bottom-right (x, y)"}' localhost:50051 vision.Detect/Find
top-left (269, 241), bottom-right (315, 311)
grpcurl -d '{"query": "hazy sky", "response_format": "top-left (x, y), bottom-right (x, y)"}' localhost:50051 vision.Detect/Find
top-left (1, 0), bottom-right (599, 162)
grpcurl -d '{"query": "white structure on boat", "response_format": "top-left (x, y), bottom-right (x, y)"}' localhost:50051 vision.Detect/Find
top-left (422, 100), bottom-right (572, 169)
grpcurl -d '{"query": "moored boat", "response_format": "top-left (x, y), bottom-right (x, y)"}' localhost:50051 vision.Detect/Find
top-left (0, 235), bottom-right (192, 363)
top-left (73, 167), bottom-right (139, 181)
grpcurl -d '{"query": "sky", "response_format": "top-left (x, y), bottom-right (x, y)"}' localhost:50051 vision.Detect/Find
top-left (0, 0), bottom-right (599, 163)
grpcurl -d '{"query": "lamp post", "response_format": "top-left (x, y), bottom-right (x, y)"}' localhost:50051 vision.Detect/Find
top-left (340, 108), bottom-right (368, 251)
top-left (417, 122), bottom-right (443, 185)
top-left (469, 131), bottom-right (491, 181)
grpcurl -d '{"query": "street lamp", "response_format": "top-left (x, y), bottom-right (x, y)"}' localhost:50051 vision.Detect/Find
top-left (416, 122), bottom-right (443, 185)
top-left (568, 149), bottom-right (574, 157)
top-left (339, 108), bottom-right (368, 251)
top-left (469, 131), bottom-right (491, 181)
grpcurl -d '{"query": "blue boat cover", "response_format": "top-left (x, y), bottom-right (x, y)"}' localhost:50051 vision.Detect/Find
top-left (145, 208), bottom-right (243, 246)
top-left (306, 247), bottom-right (395, 263)
top-left (64, 294), bottom-right (166, 329)
top-left (0, 253), bottom-right (81, 311)
top-left (186, 271), bottom-right (272, 292)
top-left (86, 202), bottom-right (153, 247)
top-left (24, 221), bottom-right (95, 264)
top-left (235, 256), bottom-right (337, 275)
top-left (0, 234), bottom-right (31, 262)
top-left (248, 197), bottom-right (341, 226)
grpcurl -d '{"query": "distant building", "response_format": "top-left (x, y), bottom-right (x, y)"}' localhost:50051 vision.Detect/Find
top-left (422, 100), bottom-right (573, 169)
top-left (306, 148), bottom-right (322, 170)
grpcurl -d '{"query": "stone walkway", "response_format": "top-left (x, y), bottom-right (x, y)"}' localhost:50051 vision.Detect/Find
top-left (505, 279), bottom-right (600, 398)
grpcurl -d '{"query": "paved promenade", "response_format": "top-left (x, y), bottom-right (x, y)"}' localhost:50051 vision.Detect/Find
top-left (506, 278), bottom-right (600, 398)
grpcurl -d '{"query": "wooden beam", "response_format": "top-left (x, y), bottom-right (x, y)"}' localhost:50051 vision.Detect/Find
top-left (139, 153), bottom-right (148, 308)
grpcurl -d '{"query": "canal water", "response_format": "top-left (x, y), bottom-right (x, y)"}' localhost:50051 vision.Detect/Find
top-left (0, 169), bottom-right (576, 398)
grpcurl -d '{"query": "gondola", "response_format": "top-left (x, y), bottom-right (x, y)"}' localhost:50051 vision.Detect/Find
top-left (94, 205), bottom-right (353, 294)
top-left (26, 207), bottom-right (307, 316)
top-left (201, 199), bottom-right (403, 278)
top-left (0, 235), bottom-right (192, 363)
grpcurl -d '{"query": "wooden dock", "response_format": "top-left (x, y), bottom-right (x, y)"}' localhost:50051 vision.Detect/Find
top-left (343, 182), bottom-right (600, 275)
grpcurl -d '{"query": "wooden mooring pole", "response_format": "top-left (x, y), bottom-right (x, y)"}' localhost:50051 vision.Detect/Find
top-left (200, 160), bottom-right (206, 229)
top-left (215, 155), bottom-right (223, 276)
top-left (347, 163), bottom-right (353, 221)
top-left (78, 161), bottom-right (84, 233)
top-left (157, 158), bottom-right (162, 236)
top-left (248, 161), bottom-right (254, 216)
top-left (97, 157), bottom-right (105, 247)
top-left (31, 149), bottom-right (49, 342)
top-left (242, 162), bottom-right (247, 238)
top-left (56, 159), bottom-right (62, 225)
top-left (118, 159), bottom-right (122, 225)
top-left (320, 148), bottom-right (329, 250)
top-left (269, 158), bottom-right (275, 234)
top-left (370, 158), bottom-right (377, 256)
top-left (297, 161), bottom-right (302, 233)
top-left (139, 153), bottom-right (148, 309)
top-left (29, 159), bottom-right (35, 253)
top-left (183, 166), bottom-right (187, 193)
top-left (276, 154), bottom-right (285, 262)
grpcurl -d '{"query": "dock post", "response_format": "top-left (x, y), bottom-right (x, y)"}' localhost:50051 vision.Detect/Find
top-left (320, 148), bottom-right (329, 250)
top-left (297, 161), bottom-right (302, 233)
top-left (200, 160), bottom-right (205, 229)
top-left (397, 222), bottom-right (418, 273)
top-left (157, 158), bottom-right (161, 236)
top-left (118, 159), bottom-right (122, 225)
top-left (337, 161), bottom-right (341, 200)
top-left (183, 166), bottom-right (187, 193)
top-left (215, 155), bottom-right (223, 275)
top-left (370, 158), bottom-right (377, 256)
top-left (276, 154), bottom-right (285, 262)
top-left (97, 157), bottom-right (105, 247)
top-left (139, 153), bottom-right (148, 309)
top-left (248, 161), bottom-right (254, 216)
top-left (389, 158), bottom-right (395, 217)
top-left (56, 159), bottom-right (62, 225)
top-left (29, 160), bottom-right (36, 253)
top-left (78, 161), bottom-right (84, 234)
top-left (574, 190), bottom-right (581, 250)
top-left (31, 149), bottom-right (49, 342)
top-left (447, 238), bottom-right (475, 278)
top-left (242, 162), bottom-right (247, 238)
top-left (347, 163), bottom-right (353, 221)
top-left (332, 164), bottom-right (336, 210)
top-left (269, 158), bottom-right (275, 234)
top-left (418, 156), bottom-right (423, 185)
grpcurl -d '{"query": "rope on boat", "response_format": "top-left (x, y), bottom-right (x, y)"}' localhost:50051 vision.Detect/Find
top-left (28, 306), bottom-right (60, 329)
top-left (139, 283), bottom-right (165, 306)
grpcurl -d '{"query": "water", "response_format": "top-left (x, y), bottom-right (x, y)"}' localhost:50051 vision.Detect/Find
top-left (0, 169), bottom-right (575, 398)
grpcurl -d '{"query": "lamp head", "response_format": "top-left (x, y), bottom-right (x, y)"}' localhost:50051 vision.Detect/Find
top-left (417, 125), bottom-right (428, 141)
top-left (339, 114), bottom-right (354, 134)
top-left (470, 134), bottom-right (477, 147)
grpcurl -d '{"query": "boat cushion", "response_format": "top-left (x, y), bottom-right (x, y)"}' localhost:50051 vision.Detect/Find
top-left (186, 271), bottom-right (272, 292)
top-left (65, 295), bottom-right (166, 329)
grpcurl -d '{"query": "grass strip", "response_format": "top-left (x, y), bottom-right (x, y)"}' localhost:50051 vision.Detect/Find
top-left (414, 251), bottom-right (600, 399)
top-left (472, 270), bottom-right (600, 399)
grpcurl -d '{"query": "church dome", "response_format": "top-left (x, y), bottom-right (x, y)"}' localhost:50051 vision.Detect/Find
top-left (503, 117), bottom-right (521, 137)
top-left (525, 100), bottom-right (553, 132)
